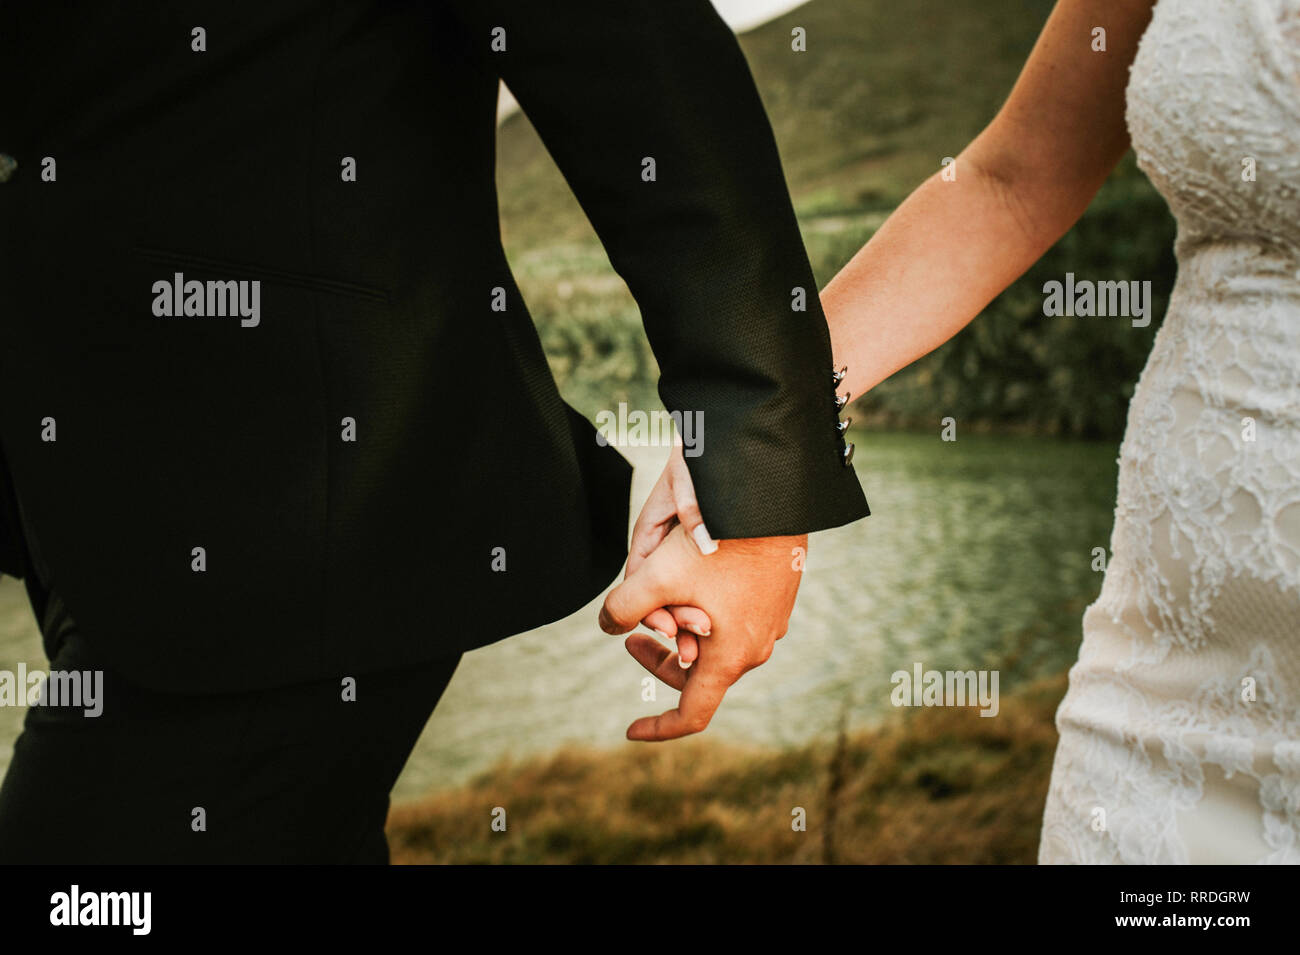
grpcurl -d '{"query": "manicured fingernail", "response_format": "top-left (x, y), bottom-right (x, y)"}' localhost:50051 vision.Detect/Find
top-left (678, 657), bottom-right (692, 669)
top-left (653, 628), bottom-right (669, 639)
top-left (687, 624), bottom-right (710, 637)
top-left (691, 524), bottom-right (718, 555)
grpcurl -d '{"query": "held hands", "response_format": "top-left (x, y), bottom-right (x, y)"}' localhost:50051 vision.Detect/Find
top-left (600, 450), bottom-right (806, 739)
top-left (621, 439), bottom-right (718, 667)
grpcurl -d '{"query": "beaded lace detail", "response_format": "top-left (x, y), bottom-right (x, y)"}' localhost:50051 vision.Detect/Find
top-left (1039, 0), bottom-right (1300, 864)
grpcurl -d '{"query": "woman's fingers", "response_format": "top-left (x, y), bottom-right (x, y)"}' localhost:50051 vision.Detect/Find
top-left (638, 611), bottom-right (700, 666)
top-left (667, 452), bottom-right (717, 556)
top-left (642, 606), bottom-right (678, 639)
top-left (626, 468), bottom-right (677, 579)
top-left (668, 606), bottom-right (708, 668)
top-left (674, 629), bottom-right (699, 668)
top-left (668, 605), bottom-right (711, 639)
top-left (622, 446), bottom-right (714, 649)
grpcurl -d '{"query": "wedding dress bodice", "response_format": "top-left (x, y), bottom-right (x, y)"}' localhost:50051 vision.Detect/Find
top-left (1039, 0), bottom-right (1300, 863)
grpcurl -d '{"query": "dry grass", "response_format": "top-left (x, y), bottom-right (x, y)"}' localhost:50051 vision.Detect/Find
top-left (387, 672), bottom-right (1068, 864)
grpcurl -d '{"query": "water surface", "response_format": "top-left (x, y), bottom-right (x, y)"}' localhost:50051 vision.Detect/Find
top-left (0, 431), bottom-right (1119, 799)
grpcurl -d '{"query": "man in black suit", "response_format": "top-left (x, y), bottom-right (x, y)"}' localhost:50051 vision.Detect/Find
top-left (0, 0), bottom-right (867, 862)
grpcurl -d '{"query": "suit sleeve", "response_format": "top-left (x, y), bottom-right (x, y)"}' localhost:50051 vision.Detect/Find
top-left (0, 443), bottom-right (28, 580)
top-left (446, 0), bottom-right (869, 539)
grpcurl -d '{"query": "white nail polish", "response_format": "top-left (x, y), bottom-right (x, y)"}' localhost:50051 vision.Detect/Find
top-left (679, 658), bottom-right (692, 670)
top-left (692, 524), bottom-right (718, 555)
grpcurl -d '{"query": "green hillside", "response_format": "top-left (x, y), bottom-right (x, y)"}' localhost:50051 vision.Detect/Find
top-left (495, 0), bottom-right (1176, 437)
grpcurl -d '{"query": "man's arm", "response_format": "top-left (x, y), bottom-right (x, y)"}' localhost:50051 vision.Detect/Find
top-left (444, 0), bottom-right (868, 539)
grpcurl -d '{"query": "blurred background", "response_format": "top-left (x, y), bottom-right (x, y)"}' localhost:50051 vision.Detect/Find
top-left (0, 0), bottom-right (1176, 862)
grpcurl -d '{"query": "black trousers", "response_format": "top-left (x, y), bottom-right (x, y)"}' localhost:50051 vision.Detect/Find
top-left (0, 596), bottom-right (461, 864)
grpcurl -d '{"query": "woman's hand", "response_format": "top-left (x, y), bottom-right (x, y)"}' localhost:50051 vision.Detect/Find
top-left (625, 440), bottom-right (715, 668)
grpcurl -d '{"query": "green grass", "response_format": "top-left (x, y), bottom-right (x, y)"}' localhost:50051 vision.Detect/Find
top-left (387, 671), bottom-right (1068, 864)
top-left (495, 0), bottom-right (1060, 251)
top-left (493, 0), bottom-right (1177, 437)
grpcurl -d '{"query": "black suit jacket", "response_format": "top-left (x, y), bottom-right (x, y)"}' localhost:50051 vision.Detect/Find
top-left (0, 0), bottom-right (868, 691)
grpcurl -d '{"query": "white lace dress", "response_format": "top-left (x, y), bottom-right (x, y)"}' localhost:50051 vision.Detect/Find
top-left (1038, 0), bottom-right (1300, 864)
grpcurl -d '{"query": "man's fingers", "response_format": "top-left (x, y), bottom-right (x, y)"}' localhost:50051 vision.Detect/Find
top-left (626, 662), bottom-right (731, 741)
top-left (600, 564), bottom-right (674, 634)
top-left (602, 530), bottom-right (699, 634)
top-left (623, 633), bottom-right (688, 691)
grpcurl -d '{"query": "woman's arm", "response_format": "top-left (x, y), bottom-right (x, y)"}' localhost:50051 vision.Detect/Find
top-left (629, 0), bottom-right (1159, 648)
top-left (827, 0), bottom-right (1157, 400)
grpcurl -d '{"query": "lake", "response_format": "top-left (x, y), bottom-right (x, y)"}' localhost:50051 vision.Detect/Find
top-left (0, 430), bottom-right (1118, 800)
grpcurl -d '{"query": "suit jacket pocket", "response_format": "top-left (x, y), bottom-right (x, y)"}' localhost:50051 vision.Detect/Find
top-left (132, 245), bottom-right (392, 305)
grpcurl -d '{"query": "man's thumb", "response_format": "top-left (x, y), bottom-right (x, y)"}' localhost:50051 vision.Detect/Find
top-left (599, 563), bottom-right (673, 635)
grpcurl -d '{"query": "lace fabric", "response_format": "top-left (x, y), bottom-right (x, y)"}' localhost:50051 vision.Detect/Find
top-left (1038, 0), bottom-right (1300, 863)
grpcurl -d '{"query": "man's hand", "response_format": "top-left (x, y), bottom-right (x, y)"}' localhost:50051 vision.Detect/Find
top-left (599, 523), bottom-right (806, 741)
